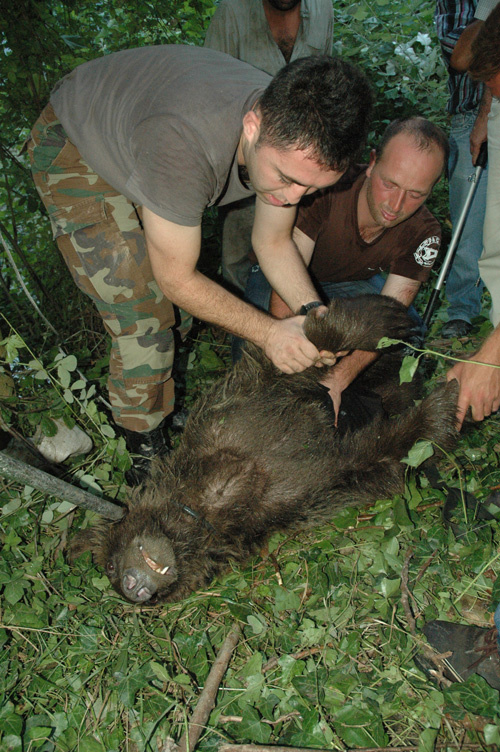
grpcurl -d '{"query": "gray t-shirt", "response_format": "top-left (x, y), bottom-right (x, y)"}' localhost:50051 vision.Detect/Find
top-left (50, 45), bottom-right (270, 226)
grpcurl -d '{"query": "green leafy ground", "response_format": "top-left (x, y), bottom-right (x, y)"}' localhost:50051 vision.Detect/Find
top-left (2, 319), bottom-right (500, 751)
top-left (2, 0), bottom-right (500, 749)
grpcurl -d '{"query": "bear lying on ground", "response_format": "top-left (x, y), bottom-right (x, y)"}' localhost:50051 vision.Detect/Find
top-left (71, 295), bottom-right (459, 604)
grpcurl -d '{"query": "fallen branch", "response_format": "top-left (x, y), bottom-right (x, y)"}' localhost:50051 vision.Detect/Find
top-left (400, 547), bottom-right (416, 635)
top-left (177, 623), bottom-right (242, 752)
top-left (218, 712), bottom-right (301, 726)
top-left (0, 452), bottom-right (124, 520)
top-left (220, 744), bottom-right (486, 752)
top-left (262, 646), bottom-right (325, 674)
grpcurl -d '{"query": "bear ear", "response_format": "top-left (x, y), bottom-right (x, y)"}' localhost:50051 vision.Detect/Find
top-left (199, 450), bottom-right (268, 510)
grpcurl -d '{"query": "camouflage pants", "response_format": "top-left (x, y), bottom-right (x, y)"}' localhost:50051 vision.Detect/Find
top-left (28, 104), bottom-right (191, 433)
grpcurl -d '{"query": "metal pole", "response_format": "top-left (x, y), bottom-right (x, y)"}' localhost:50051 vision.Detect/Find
top-left (0, 451), bottom-right (125, 520)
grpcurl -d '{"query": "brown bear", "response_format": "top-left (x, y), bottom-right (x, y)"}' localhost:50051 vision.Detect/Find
top-left (71, 295), bottom-right (458, 604)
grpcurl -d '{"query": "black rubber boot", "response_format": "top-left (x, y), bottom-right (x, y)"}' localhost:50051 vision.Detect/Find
top-left (441, 319), bottom-right (472, 339)
top-left (421, 620), bottom-right (500, 689)
top-left (123, 423), bottom-right (171, 486)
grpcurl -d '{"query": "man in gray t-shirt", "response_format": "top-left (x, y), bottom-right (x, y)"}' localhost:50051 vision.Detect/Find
top-left (28, 45), bottom-right (372, 481)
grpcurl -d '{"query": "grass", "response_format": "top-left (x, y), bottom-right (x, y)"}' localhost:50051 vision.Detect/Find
top-left (2, 308), bottom-right (500, 752)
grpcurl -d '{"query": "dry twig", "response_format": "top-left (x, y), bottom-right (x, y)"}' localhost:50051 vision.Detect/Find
top-left (177, 623), bottom-right (242, 752)
top-left (400, 547), bottom-right (416, 635)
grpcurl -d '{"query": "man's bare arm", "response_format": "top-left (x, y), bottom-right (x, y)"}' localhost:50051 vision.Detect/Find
top-left (142, 208), bottom-right (325, 373)
top-left (322, 274), bottom-right (421, 419)
top-left (251, 198), bottom-right (322, 312)
top-left (470, 88), bottom-right (492, 163)
top-left (269, 227), bottom-right (316, 318)
top-left (450, 19), bottom-right (483, 70)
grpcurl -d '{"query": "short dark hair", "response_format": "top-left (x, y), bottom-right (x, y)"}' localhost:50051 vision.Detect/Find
top-left (376, 117), bottom-right (449, 175)
top-left (469, 3), bottom-right (500, 81)
top-left (257, 55), bottom-right (373, 172)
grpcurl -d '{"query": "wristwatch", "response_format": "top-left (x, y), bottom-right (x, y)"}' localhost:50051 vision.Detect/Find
top-left (298, 301), bottom-right (323, 316)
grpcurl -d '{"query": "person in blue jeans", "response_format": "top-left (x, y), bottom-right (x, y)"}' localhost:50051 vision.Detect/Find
top-left (239, 117), bottom-right (447, 421)
top-left (435, 0), bottom-right (489, 338)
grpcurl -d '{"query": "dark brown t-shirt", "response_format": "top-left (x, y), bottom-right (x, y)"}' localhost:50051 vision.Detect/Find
top-left (296, 165), bottom-right (441, 283)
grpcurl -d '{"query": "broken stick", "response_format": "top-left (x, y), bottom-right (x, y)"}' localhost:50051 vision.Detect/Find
top-left (177, 623), bottom-right (242, 752)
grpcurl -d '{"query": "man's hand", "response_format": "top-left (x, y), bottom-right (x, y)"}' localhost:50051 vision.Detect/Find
top-left (262, 314), bottom-right (337, 373)
top-left (447, 356), bottom-right (500, 429)
top-left (320, 349), bottom-right (377, 423)
top-left (321, 368), bottom-right (345, 424)
top-left (470, 89), bottom-right (491, 163)
top-left (470, 110), bottom-right (488, 164)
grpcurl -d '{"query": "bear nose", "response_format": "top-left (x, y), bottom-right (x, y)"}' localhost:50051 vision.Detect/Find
top-left (122, 568), bottom-right (157, 602)
top-left (123, 573), bottom-right (137, 591)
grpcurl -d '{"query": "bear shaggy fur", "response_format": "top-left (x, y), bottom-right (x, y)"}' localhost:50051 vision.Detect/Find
top-left (71, 295), bottom-right (458, 604)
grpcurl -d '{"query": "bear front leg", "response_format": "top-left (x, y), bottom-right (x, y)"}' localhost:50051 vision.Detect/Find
top-left (304, 294), bottom-right (413, 354)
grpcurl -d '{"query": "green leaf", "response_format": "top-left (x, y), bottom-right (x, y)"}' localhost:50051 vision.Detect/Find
top-left (57, 366), bottom-right (71, 388)
top-left (238, 652), bottom-right (263, 680)
top-left (402, 440), bottom-right (434, 467)
top-left (4, 581), bottom-right (26, 605)
top-left (78, 739), bottom-right (106, 752)
top-left (418, 727), bottom-right (438, 752)
top-left (2, 334), bottom-right (25, 363)
top-left (484, 723), bottom-right (500, 746)
top-left (0, 705), bottom-right (23, 736)
top-left (28, 358), bottom-right (44, 371)
top-left (247, 615), bottom-right (265, 634)
top-left (399, 354), bottom-right (420, 383)
top-left (378, 577), bottom-right (400, 597)
top-left (40, 416), bottom-right (58, 437)
top-left (25, 725), bottom-right (52, 744)
top-left (333, 704), bottom-right (388, 748)
top-left (377, 336), bottom-right (401, 349)
top-left (444, 675), bottom-right (500, 718)
top-left (117, 667), bottom-right (152, 707)
top-left (150, 661), bottom-right (172, 683)
top-left (238, 707), bottom-right (272, 743)
top-left (63, 388), bottom-right (74, 403)
top-left (292, 673), bottom-right (325, 705)
top-left (273, 586), bottom-right (301, 613)
top-left (1, 736), bottom-right (22, 751)
top-left (57, 354), bottom-right (77, 372)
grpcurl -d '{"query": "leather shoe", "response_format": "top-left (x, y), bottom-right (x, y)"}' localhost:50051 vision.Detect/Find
top-left (421, 619), bottom-right (500, 689)
top-left (123, 423), bottom-right (170, 486)
top-left (441, 319), bottom-right (472, 338)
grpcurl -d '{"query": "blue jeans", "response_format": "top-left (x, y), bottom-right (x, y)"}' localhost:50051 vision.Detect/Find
top-left (445, 110), bottom-right (488, 323)
top-left (246, 265), bottom-right (423, 325)
top-left (495, 602), bottom-right (500, 652)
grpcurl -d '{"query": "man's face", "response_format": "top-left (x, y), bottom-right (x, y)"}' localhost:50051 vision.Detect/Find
top-left (364, 133), bottom-right (443, 229)
top-left (246, 142), bottom-right (344, 207)
top-left (241, 111), bottom-right (344, 207)
top-left (485, 70), bottom-right (500, 98)
top-left (265, 0), bottom-right (301, 11)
